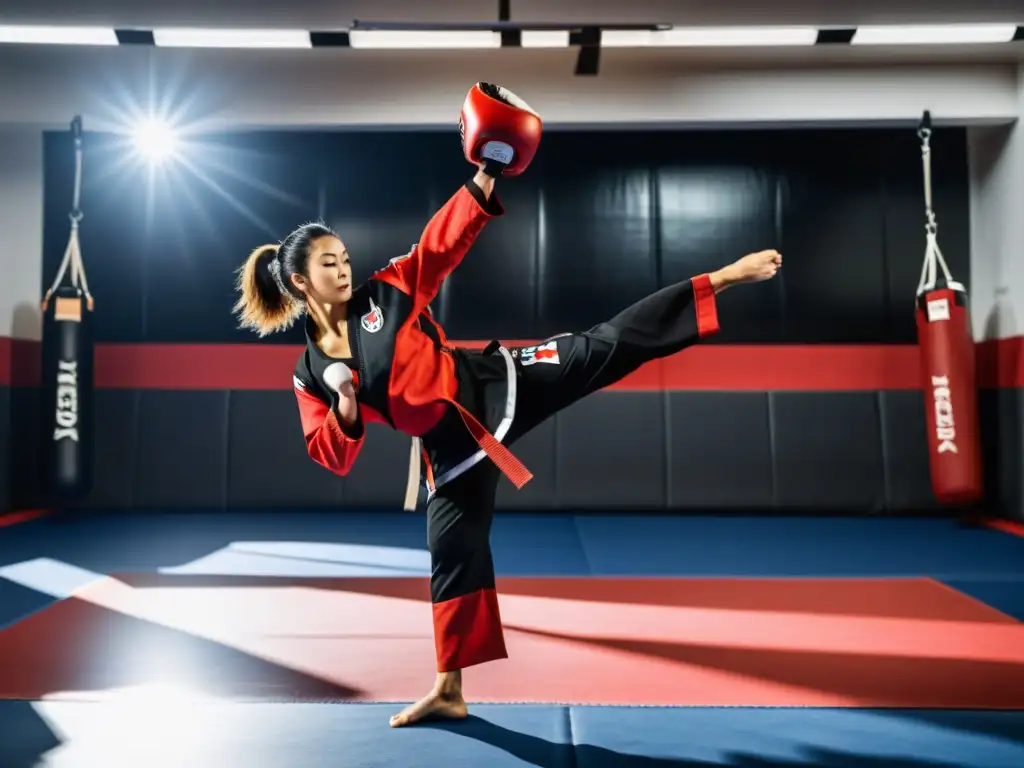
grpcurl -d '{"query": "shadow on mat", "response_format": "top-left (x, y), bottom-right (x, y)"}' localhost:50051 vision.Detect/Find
top-left (0, 700), bottom-right (63, 768)
top-left (422, 716), bottom-right (961, 768)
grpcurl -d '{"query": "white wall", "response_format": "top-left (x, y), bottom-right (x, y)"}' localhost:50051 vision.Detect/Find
top-left (968, 61), bottom-right (1024, 341)
top-left (0, 45), bottom-right (1019, 130)
top-left (0, 126), bottom-right (44, 342)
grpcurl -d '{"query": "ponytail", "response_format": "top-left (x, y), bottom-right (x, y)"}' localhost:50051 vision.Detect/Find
top-left (233, 244), bottom-right (303, 337)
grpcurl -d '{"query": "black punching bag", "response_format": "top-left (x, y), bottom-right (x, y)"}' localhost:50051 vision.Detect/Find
top-left (41, 285), bottom-right (94, 502)
top-left (41, 116), bottom-right (95, 506)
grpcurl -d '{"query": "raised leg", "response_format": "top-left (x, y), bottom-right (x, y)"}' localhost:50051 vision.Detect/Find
top-left (507, 273), bottom-right (719, 439)
top-left (506, 250), bottom-right (782, 440)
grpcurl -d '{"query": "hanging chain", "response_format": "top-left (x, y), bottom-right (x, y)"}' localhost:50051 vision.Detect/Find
top-left (42, 116), bottom-right (94, 312)
top-left (918, 115), bottom-right (938, 237)
top-left (915, 110), bottom-right (963, 297)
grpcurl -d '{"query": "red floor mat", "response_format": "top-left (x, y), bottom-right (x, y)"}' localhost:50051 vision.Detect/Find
top-left (0, 575), bottom-right (1021, 708)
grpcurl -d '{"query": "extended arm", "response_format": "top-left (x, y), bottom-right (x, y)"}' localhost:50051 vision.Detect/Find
top-left (294, 381), bottom-right (365, 476)
top-left (373, 170), bottom-right (503, 303)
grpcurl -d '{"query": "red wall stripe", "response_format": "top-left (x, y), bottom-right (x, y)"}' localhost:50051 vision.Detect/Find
top-left (0, 337), bottom-right (42, 388)
top-left (99, 342), bottom-right (922, 391)
top-left (0, 337), bottom-right (9, 386)
top-left (976, 335), bottom-right (1024, 390)
top-left (88, 342), bottom-right (918, 391)
top-left (2, 336), bottom-right (1022, 391)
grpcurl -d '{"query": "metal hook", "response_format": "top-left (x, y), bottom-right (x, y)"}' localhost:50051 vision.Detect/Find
top-left (917, 110), bottom-right (932, 143)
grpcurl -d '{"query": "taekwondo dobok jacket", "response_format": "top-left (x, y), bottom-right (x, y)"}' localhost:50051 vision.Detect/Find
top-left (292, 180), bottom-right (532, 494)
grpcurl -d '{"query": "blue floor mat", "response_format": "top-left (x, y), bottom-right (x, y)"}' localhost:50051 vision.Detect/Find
top-left (942, 579), bottom-right (1024, 622)
top-left (571, 514), bottom-right (1024, 578)
top-left (3, 702), bottom-right (1023, 768)
top-left (2, 512), bottom-right (1023, 635)
top-left (2, 511), bottom-right (1024, 579)
top-left (3, 513), bottom-right (1023, 767)
top-left (0, 577), bottom-right (55, 630)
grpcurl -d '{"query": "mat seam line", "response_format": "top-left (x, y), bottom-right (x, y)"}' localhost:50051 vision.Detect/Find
top-left (662, 388), bottom-right (672, 509)
top-left (570, 515), bottom-right (593, 577)
top-left (564, 705), bottom-right (579, 767)
top-left (877, 390), bottom-right (893, 510)
top-left (13, 699), bottom-right (1024, 711)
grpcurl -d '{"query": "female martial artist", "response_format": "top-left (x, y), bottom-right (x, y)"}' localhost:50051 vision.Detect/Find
top-left (234, 94), bottom-right (781, 730)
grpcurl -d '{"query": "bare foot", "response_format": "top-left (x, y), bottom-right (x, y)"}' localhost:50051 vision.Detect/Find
top-left (730, 250), bottom-right (782, 284)
top-left (389, 689), bottom-right (468, 728)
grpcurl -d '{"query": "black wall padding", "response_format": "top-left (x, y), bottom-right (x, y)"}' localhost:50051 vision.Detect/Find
top-left (0, 386), bottom-right (9, 512)
top-left (41, 128), bottom-right (972, 348)
top-left (227, 391), bottom-right (344, 508)
top-left (7, 386), bottom-right (43, 512)
top-left (979, 388), bottom-right (1024, 516)
top-left (555, 392), bottom-right (667, 509)
top-left (74, 387), bottom-right (950, 514)
top-left (880, 390), bottom-right (943, 509)
top-left (772, 392), bottom-right (886, 510)
top-left (134, 391), bottom-right (230, 508)
top-left (89, 389), bottom-right (137, 509)
top-left (667, 392), bottom-right (774, 508)
top-left (74, 388), bottom-right (950, 512)
top-left (32, 124), bottom-right (988, 515)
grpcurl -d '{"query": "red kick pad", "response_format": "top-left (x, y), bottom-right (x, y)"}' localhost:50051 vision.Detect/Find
top-left (0, 575), bottom-right (1022, 708)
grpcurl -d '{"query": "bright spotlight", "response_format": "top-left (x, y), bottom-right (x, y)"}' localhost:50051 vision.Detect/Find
top-left (132, 118), bottom-right (179, 163)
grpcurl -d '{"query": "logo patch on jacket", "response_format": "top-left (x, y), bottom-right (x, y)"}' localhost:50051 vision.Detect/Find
top-left (519, 341), bottom-right (560, 366)
top-left (361, 298), bottom-right (384, 333)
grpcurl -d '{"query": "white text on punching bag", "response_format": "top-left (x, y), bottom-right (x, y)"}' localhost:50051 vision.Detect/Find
top-left (931, 375), bottom-right (957, 454)
top-left (54, 360), bottom-right (79, 442)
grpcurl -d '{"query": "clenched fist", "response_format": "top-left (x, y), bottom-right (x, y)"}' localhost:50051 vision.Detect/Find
top-left (324, 362), bottom-right (359, 427)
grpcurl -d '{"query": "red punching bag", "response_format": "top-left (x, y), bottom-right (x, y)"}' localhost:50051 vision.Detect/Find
top-left (914, 111), bottom-right (982, 506)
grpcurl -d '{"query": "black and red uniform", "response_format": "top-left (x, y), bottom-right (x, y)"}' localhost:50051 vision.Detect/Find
top-left (293, 178), bottom-right (721, 672)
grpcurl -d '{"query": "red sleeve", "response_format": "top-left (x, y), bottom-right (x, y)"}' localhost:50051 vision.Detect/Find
top-left (294, 383), bottom-right (365, 476)
top-left (373, 180), bottom-right (504, 303)
top-left (692, 273), bottom-right (721, 339)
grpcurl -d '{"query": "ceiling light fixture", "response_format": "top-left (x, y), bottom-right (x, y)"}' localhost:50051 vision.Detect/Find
top-left (851, 23), bottom-right (1018, 45)
top-left (602, 26), bottom-right (819, 48)
top-left (152, 28), bottom-right (312, 48)
top-left (0, 25), bottom-right (118, 46)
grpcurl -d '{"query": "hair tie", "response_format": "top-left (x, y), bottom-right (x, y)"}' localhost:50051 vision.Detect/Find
top-left (267, 252), bottom-right (288, 294)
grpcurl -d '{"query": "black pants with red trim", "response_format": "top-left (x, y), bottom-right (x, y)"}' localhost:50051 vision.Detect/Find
top-left (426, 276), bottom-right (716, 672)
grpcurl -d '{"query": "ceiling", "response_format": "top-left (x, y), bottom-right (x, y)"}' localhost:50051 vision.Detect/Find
top-left (0, 0), bottom-right (1022, 70)
top-left (0, 3), bottom-right (1019, 130)
top-left (1, 0), bottom-right (1021, 27)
